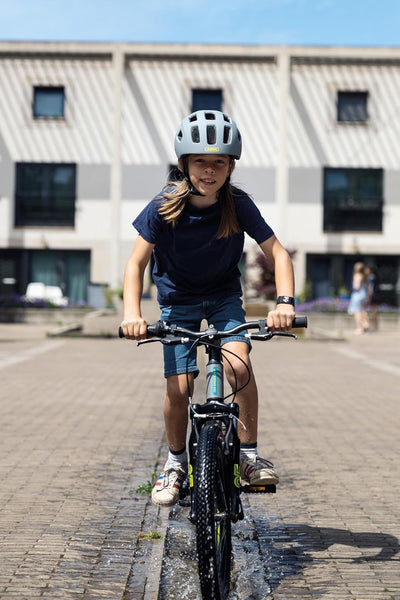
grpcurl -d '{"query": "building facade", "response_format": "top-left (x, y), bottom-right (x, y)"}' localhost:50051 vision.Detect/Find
top-left (0, 42), bottom-right (399, 305)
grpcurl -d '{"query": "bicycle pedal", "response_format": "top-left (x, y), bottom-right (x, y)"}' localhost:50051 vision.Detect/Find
top-left (241, 484), bottom-right (276, 494)
top-left (178, 498), bottom-right (190, 507)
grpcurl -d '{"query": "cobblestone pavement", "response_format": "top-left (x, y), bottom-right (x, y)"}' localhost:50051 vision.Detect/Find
top-left (0, 303), bottom-right (399, 599)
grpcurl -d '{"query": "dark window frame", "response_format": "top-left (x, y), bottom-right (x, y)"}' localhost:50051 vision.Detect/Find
top-left (15, 162), bottom-right (76, 227)
top-left (191, 88), bottom-right (223, 112)
top-left (337, 90), bottom-right (369, 123)
top-left (33, 85), bottom-right (65, 119)
top-left (323, 167), bottom-right (383, 232)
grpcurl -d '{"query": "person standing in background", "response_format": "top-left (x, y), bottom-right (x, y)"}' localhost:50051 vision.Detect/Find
top-left (365, 265), bottom-right (379, 331)
top-left (348, 262), bottom-right (369, 334)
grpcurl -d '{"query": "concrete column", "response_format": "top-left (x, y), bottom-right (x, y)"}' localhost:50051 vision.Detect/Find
top-left (110, 46), bottom-right (124, 289)
top-left (276, 49), bottom-right (290, 246)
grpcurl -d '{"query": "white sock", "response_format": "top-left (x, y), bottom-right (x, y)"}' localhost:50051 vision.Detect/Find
top-left (166, 448), bottom-right (188, 470)
top-left (240, 443), bottom-right (258, 462)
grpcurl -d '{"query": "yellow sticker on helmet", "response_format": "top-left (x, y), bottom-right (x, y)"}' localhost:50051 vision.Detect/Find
top-left (204, 146), bottom-right (220, 152)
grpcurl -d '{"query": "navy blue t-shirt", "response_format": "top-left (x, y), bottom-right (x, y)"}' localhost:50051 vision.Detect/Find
top-left (133, 189), bottom-right (274, 305)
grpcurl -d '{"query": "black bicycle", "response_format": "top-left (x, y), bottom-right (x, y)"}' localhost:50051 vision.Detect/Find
top-left (120, 316), bottom-right (307, 600)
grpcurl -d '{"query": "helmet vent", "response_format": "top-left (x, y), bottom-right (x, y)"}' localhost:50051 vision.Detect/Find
top-left (223, 126), bottom-right (231, 144)
top-left (207, 125), bottom-right (216, 145)
top-left (205, 112), bottom-right (216, 121)
top-left (191, 126), bottom-right (200, 143)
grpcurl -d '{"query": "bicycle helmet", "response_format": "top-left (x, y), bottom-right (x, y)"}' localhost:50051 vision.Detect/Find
top-left (174, 110), bottom-right (242, 159)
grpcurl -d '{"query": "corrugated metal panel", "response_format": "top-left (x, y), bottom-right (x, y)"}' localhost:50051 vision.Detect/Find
top-left (2, 49), bottom-right (400, 171)
top-left (291, 62), bottom-right (400, 168)
top-left (0, 57), bottom-right (114, 163)
top-left (123, 59), bottom-right (280, 167)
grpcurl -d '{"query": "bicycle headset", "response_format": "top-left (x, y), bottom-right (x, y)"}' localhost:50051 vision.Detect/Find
top-left (174, 110), bottom-right (242, 196)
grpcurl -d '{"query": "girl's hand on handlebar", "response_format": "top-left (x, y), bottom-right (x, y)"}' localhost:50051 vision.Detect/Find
top-left (120, 317), bottom-right (148, 340)
top-left (266, 306), bottom-right (295, 331)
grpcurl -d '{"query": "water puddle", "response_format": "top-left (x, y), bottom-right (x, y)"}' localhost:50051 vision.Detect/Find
top-left (159, 498), bottom-right (274, 600)
top-left (159, 505), bottom-right (200, 599)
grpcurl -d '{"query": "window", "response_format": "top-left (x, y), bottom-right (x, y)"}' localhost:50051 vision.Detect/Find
top-left (323, 168), bottom-right (383, 232)
top-left (192, 88), bottom-right (223, 112)
top-left (30, 250), bottom-right (90, 304)
top-left (33, 86), bottom-right (65, 118)
top-left (0, 248), bottom-right (90, 304)
top-left (15, 163), bottom-right (76, 226)
top-left (306, 253), bottom-right (399, 306)
top-left (337, 91), bottom-right (368, 123)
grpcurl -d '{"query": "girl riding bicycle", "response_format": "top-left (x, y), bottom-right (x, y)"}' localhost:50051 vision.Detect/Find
top-left (121, 110), bottom-right (295, 506)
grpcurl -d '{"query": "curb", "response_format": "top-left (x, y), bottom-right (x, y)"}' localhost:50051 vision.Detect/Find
top-left (142, 507), bottom-right (170, 600)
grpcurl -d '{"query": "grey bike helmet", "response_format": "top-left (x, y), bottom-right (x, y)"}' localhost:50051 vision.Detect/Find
top-left (175, 110), bottom-right (242, 159)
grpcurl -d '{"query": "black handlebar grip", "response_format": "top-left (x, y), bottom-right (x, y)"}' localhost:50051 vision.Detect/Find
top-left (119, 321), bottom-right (164, 339)
top-left (147, 321), bottom-right (165, 337)
top-left (292, 316), bottom-right (307, 328)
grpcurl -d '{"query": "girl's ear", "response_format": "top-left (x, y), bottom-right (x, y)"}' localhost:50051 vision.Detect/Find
top-left (229, 160), bottom-right (236, 176)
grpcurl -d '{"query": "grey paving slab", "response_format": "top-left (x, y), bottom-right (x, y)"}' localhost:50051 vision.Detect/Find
top-left (248, 327), bottom-right (400, 599)
top-left (0, 306), bottom-right (399, 599)
top-left (0, 315), bottom-right (166, 600)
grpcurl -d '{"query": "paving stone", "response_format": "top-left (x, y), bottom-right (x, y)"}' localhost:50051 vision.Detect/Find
top-left (0, 309), bottom-right (399, 598)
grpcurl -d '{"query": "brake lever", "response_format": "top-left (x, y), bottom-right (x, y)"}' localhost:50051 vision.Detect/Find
top-left (249, 330), bottom-right (297, 341)
top-left (137, 337), bottom-right (163, 346)
top-left (248, 332), bottom-right (273, 341)
top-left (272, 331), bottom-right (297, 339)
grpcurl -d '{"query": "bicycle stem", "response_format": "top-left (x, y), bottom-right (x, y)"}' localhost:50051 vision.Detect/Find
top-left (205, 344), bottom-right (224, 402)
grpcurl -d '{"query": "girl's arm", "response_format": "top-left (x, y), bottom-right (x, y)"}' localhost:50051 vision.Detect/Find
top-left (352, 273), bottom-right (362, 291)
top-left (258, 235), bottom-right (295, 331)
top-left (121, 235), bottom-right (155, 340)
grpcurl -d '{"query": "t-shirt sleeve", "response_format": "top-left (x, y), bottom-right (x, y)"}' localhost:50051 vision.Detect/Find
top-left (132, 199), bottom-right (163, 243)
top-left (235, 194), bottom-right (274, 243)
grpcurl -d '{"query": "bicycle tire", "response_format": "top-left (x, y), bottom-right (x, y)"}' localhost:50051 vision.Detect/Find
top-left (194, 421), bottom-right (232, 600)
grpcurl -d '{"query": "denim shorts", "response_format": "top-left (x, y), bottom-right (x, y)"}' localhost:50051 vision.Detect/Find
top-left (159, 295), bottom-right (250, 378)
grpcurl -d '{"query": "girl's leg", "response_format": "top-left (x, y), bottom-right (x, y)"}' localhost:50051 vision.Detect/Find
top-left (222, 340), bottom-right (258, 444)
top-left (361, 310), bottom-right (370, 331)
top-left (152, 372), bottom-right (194, 507)
top-left (222, 339), bottom-right (279, 485)
top-left (163, 372), bottom-right (194, 452)
top-left (354, 311), bottom-right (365, 334)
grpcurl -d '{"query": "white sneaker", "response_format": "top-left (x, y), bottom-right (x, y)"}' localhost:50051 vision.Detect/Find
top-left (151, 463), bottom-right (187, 507)
top-left (240, 456), bottom-right (279, 486)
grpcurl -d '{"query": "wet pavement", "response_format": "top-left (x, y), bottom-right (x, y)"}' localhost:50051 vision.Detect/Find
top-left (0, 300), bottom-right (399, 599)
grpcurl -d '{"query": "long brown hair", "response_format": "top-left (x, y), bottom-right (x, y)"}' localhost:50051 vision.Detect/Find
top-left (158, 158), bottom-right (242, 239)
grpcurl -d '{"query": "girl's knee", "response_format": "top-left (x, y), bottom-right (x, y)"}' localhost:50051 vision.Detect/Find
top-left (166, 373), bottom-right (193, 405)
top-left (225, 356), bottom-right (253, 388)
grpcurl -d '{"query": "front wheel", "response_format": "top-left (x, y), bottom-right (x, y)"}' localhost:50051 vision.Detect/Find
top-left (194, 422), bottom-right (232, 600)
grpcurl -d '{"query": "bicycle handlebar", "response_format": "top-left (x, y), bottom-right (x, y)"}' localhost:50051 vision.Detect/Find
top-left (119, 316), bottom-right (307, 342)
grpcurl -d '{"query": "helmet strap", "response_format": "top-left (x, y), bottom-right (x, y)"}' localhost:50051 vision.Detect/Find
top-left (185, 176), bottom-right (205, 196)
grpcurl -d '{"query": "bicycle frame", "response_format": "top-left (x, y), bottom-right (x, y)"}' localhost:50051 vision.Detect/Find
top-left (186, 341), bottom-right (243, 523)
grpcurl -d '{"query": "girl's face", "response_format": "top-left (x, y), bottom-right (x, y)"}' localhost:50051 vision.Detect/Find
top-left (187, 154), bottom-right (234, 199)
